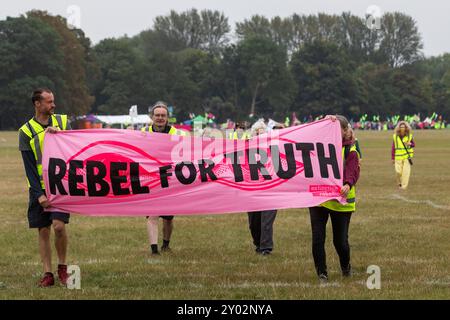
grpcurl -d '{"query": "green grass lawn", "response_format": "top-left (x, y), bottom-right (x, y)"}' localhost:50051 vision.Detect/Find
top-left (0, 130), bottom-right (449, 299)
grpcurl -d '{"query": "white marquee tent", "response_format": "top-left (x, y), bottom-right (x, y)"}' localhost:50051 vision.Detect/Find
top-left (95, 115), bottom-right (151, 128)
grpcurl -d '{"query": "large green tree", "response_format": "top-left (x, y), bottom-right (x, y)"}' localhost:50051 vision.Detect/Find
top-left (235, 36), bottom-right (295, 118)
top-left (377, 12), bottom-right (423, 67)
top-left (153, 9), bottom-right (230, 55)
top-left (28, 10), bottom-right (94, 116)
top-left (0, 15), bottom-right (65, 129)
top-left (90, 37), bottom-right (148, 114)
top-left (290, 40), bottom-right (362, 118)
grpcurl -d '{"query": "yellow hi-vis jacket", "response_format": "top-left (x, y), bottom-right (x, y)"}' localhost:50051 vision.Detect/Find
top-left (19, 114), bottom-right (69, 189)
top-left (393, 133), bottom-right (414, 160)
top-left (141, 125), bottom-right (187, 136)
top-left (321, 144), bottom-right (358, 212)
top-left (229, 130), bottom-right (251, 140)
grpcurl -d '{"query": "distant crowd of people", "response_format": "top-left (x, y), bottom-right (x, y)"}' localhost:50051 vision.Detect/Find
top-left (191, 113), bottom-right (447, 137)
top-left (352, 113), bottom-right (447, 131)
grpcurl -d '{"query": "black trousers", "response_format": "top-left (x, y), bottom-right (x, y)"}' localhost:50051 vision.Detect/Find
top-left (248, 210), bottom-right (277, 251)
top-left (309, 206), bottom-right (352, 275)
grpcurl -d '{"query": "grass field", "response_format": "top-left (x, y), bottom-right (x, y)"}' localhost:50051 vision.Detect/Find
top-left (0, 130), bottom-right (449, 300)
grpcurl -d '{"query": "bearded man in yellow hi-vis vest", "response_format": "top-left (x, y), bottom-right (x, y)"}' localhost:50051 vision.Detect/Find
top-left (141, 101), bottom-right (186, 255)
top-left (392, 121), bottom-right (415, 190)
top-left (18, 88), bottom-right (71, 287)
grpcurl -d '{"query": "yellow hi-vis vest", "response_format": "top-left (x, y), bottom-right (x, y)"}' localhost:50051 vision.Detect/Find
top-left (393, 133), bottom-right (414, 160)
top-left (141, 125), bottom-right (186, 136)
top-left (229, 130), bottom-right (251, 140)
top-left (19, 114), bottom-right (68, 189)
top-left (321, 144), bottom-right (358, 212)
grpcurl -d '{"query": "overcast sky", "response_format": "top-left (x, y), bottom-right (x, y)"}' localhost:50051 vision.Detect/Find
top-left (1, 0), bottom-right (448, 57)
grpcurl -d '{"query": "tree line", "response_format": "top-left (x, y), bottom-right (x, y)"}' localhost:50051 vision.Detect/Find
top-left (1, 9), bottom-right (449, 130)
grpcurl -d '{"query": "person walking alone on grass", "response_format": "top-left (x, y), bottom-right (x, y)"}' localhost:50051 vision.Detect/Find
top-left (392, 121), bottom-right (415, 190)
top-left (18, 88), bottom-right (71, 287)
top-left (308, 115), bottom-right (360, 282)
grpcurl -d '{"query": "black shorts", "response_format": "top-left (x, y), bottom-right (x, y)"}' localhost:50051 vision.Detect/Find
top-left (146, 215), bottom-right (174, 221)
top-left (27, 189), bottom-right (70, 229)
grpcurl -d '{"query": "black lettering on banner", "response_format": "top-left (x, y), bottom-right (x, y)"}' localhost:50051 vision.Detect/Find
top-left (51, 141), bottom-right (339, 197)
top-left (69, 160), bottom-right (85, 196)
top-left (247, 148), bottom-right (272, 181)
top-left (175, 162), bottom-right (197, 185)
top-left (48, 158), bottom-right (68, 195)
top-left (86, 161), bottom-right (110, 197)
top-left (159, 165), bottom-right (172, 188)
top-left (224, 151), bottom-right (244, 182)
top-left (316, 143), bottom-right (340, 179)
top-left (295, 143), bottom-right (315, 178)
top-left (130, 162), bottom-right (150, 194)
top-left (198, 159), bottom-right (218, 182)
top-left (271, 144), bottom-right (296, 179)
top-left (110, 162), bottom-right (130, 195)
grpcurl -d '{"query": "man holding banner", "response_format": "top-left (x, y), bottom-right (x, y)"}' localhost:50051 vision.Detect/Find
top-left (141, 101), bottom-right (178, 255)
top-left (19, 88), bottom-right (71, 287)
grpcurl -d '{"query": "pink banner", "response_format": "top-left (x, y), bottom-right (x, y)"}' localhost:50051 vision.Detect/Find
top-left (43, 119), bottom-right (344, 216)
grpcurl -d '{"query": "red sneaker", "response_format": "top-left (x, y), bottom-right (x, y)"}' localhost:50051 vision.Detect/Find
top-left (57, 264), bottom-right (69, 286)
top-left (39, 272), bottom-right (55, 287)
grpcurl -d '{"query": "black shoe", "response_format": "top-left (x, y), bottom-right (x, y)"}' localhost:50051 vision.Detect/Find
top-left (161, 240), bottom-right (171, 252)
top-left (161, 245), bottom-right (171, 252)
top-left (318, 273), bottom-right (328, 283)
top-left (255, 247), bottom-right (261, 253)
top-left (261, 250), bottom-right (271, 256)
top-left (150, 244), bottom-right (159, 255)
top-left (342, 264), bottom-right (352, 277)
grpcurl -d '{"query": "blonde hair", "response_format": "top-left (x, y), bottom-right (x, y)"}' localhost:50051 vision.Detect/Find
top-left (346, 127), bottom-right (356, 142)
top-left (394, 121), bottom-right (411, 136)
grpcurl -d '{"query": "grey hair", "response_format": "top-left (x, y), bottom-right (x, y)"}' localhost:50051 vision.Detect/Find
top-left (149, 101), bottom-right (169, 116)
top-left (252, 120), bottom-right (267, 134)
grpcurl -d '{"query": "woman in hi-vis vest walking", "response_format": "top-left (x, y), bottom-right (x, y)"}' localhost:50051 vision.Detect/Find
top-left (308, 115), bottom-right (360, 282)
top-left (392, 121), bottom-right (415, 190)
